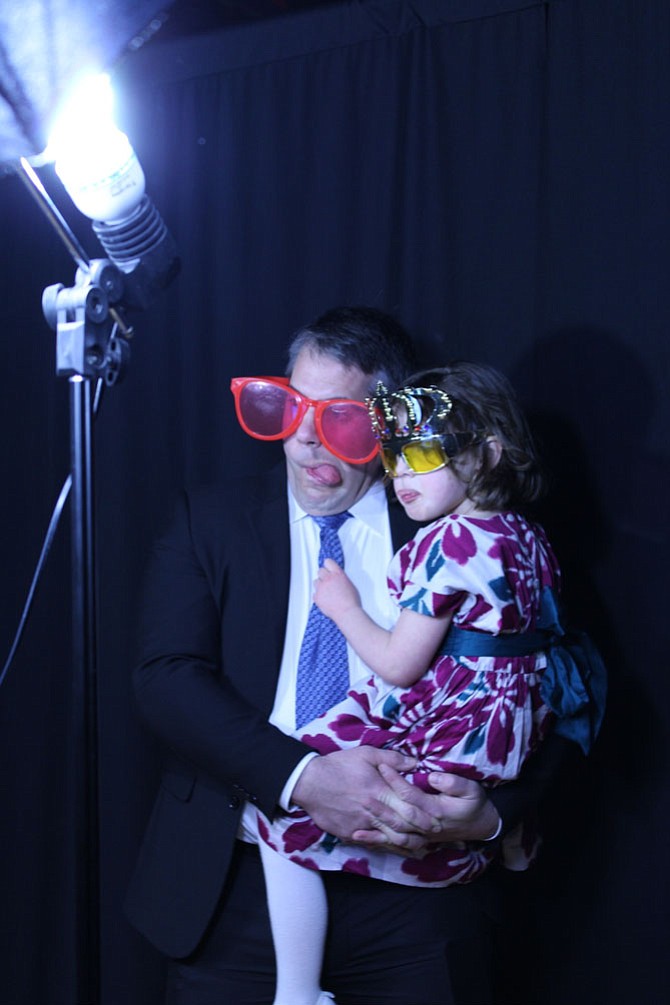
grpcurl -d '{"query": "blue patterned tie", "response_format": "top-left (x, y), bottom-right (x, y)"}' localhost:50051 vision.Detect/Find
top-left (295, 512), bottom-right (352, 729)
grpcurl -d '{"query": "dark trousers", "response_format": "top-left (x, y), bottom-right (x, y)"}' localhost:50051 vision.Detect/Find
top-left (165, 842), bottom-right (501, 1005)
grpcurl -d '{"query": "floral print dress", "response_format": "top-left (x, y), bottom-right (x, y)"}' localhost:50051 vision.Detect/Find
top-left (258, 510), bottom-right (560, 887)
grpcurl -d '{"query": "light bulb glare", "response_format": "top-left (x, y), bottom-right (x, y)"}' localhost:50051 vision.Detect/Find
top-left (47, 73), bottom-right (145, 223)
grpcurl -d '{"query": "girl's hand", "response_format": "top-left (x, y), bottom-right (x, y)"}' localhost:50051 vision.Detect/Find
top-left (313, 557), bottom-right (361, 622)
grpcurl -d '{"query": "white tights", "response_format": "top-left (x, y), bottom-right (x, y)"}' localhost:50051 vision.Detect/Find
top-left (258, 839), bottom-right (331, 1005)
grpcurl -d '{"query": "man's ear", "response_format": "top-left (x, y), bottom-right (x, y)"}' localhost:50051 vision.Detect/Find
top-left (485, 436), bottom-right (503, 469)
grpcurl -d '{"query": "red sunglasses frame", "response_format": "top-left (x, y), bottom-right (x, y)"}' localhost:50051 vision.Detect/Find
top-left (230, 376), bottom-right (379, 464)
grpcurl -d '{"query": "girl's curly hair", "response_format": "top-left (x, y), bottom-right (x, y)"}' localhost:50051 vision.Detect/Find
top-left (406, 361), bottom-right (545, 511)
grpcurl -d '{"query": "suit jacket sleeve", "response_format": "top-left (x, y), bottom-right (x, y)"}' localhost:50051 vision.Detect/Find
top-left (132, 469), bottom-right (309, 819)
top-left (487, 731), bottom-right (579, 833)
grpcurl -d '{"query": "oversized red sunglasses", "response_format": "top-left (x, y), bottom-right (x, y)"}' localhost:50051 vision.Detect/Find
top-left (230, 376), bottom-right (379, 464)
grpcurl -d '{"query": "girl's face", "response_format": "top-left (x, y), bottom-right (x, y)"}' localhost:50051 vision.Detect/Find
top-left (392, 453), bottom-right (476, 522)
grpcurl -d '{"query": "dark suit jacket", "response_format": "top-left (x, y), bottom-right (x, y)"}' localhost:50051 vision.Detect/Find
top-left (125, 465), bottom-right (571, 958)
top-left (125, 465), bottom-right (415, 956)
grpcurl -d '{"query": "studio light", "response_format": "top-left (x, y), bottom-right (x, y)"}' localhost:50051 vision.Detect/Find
top-left (2, 40), bottom-right (180, 1004)
top-left (45, 72), bottom-right (179, 311)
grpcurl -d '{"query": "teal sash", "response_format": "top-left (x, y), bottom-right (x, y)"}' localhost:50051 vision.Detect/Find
top-left (440, 586), bottom-right (607, 754)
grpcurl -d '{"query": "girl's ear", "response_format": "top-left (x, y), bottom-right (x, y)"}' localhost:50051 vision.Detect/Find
top-left (485, 435), bottom-right (503, 469)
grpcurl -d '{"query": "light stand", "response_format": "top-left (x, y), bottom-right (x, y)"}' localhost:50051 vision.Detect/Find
top-left (69, 371), bottom-right (100, 1005)
top-left (18, 159), bottom-right (133, 1005)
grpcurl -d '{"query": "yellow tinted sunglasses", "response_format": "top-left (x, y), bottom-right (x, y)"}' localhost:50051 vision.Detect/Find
top-left (380, 433), bottom-right (480, 478)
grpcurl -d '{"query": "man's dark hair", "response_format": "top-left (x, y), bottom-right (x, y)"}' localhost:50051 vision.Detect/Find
top-left (286, 306), bottom-right (418, 393)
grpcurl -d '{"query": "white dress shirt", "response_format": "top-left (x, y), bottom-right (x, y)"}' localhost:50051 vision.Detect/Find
top-left (239, 478), bottom-right (397, 839)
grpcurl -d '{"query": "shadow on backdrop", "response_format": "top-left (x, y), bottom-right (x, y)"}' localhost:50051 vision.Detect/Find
top-left (492, 326), bottom-right (668, 1004)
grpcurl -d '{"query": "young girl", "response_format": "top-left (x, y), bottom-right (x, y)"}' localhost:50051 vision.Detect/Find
top-left (258, 362), bottom-right (569, 1005)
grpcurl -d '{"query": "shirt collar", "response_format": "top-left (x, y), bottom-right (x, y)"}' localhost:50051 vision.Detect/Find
top-left (288, 477), bottom-right (388, 533)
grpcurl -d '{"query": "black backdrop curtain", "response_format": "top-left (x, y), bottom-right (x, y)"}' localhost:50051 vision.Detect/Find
top-left (1, 1), bottom-right (668, 1002)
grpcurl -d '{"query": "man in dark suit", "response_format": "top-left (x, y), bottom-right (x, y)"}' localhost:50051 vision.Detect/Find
top-left (126, 307), bottom-right (569, 1005)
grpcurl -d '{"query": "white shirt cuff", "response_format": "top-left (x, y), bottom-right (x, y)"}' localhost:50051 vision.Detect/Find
top-left (279, 751), bottom-right (320, 810)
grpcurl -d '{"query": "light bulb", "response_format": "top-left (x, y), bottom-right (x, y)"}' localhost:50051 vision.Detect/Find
top-left (48, 73), bottom-right (145, 223)
top-left (45, 73), bottom-right (179, 310)
top-left (54, 126), bottom-right (146, 223)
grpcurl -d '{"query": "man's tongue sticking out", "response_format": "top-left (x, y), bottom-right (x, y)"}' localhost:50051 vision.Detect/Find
top-left (308, 463), bottom-right (342, 486)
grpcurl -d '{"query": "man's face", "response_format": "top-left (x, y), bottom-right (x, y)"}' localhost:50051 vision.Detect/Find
top-left (284, 347), bottom-right (382, 515)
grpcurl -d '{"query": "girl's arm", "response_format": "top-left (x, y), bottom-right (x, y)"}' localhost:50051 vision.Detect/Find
top-left (313, 558), bottom-right (452, 687)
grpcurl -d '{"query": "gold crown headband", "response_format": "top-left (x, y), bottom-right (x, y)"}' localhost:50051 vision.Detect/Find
top-left (366, 382), bottom-right (454, 443)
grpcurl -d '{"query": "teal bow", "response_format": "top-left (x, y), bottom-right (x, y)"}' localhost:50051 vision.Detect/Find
top-left (537, 587), bottom-right (607, 754)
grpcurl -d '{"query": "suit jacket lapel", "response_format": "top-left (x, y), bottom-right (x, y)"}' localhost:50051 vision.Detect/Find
top-left (245, 466), bottom-right (291, 709)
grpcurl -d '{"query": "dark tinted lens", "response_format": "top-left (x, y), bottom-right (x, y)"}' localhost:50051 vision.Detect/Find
top-left (380, 447), bottom-right (399, 475)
